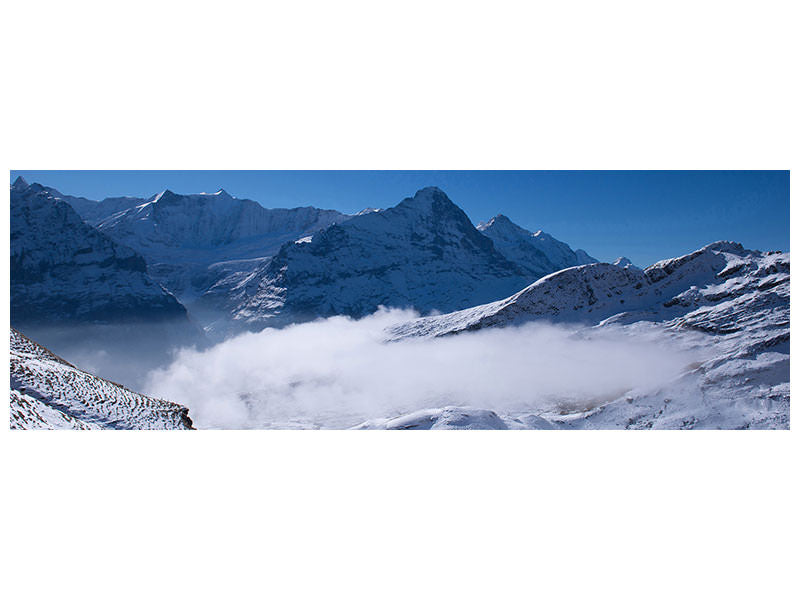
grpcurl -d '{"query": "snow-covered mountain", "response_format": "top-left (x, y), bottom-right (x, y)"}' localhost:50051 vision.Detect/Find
top-left (19, 181), bottom-right (599, 335)
top-left (9, 176), bottom-right (144, 226)
top-left (64, 193), bottom-right (146, 224)
top-left (380, 241), bottom-right (789, 429)
top-left (215, 187), bottom-right (540, 328)
top-left (93, 188), bottom-right (351, 300)
top-left (477, 214), bottom-right (597, 278)
top-left (10, 329), bottom-right (193, 430)
top-left (388, 241), bottom-right (787, 338)
top-left (11, 177), bottom-right (205, 390)
top-left (612, 256), bottom-right (639, 269)
top-left (10, 176), bottom-right (188, 326)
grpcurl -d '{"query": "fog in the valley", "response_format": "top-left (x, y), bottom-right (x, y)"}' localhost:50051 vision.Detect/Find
top-left (16, 320), bottom-right (204, 391)
top-left (141, 309), bottom-right (707, 429)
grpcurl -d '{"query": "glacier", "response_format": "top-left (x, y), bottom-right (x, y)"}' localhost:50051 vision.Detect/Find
top-left (89, 187), bottom-right (352, 302)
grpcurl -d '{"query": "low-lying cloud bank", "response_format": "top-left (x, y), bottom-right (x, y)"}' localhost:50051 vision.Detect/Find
top-left (144, 309), bottom-right (705, 429)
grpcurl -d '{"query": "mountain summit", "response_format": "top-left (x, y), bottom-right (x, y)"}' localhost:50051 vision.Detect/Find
top-left (477, 214), bottom-right (597, 278)
top-left (10, 180), bottom-right (187, 326)
top-left (12, 175), bottom-right (28, 190)
top-left (89, 188), bottom-right (351, 300)
top-left (214, 187), bottom-right (534, 327)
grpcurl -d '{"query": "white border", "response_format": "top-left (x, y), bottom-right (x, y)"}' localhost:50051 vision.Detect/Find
top-left (1, 2), bottom-right (797, 599)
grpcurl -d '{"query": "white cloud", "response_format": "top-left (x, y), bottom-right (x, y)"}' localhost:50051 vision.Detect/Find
top-left (144, 309), bottom-right (705, 429)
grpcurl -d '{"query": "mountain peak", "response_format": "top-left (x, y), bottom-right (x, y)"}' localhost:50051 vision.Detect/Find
top-left (612, 256), bottom-right (635, 268)
top-left (703, 240), bottom-right (747, 255)
top-left (478, 213), bottom-right (522, 232)
top-left (393, 187), bottom-right (471, 225)
top-left (355, 207), bottom-right (381, 216)
top-left (152, 189), bottom-right (179, 203)
top-left (477, 213), bottom-right (598, 278)
top-left (399, 186), bottom-right (455, 210)
top-left (11, 176), bottom-right (29, 191)
top-left (415, 185), bottom-right (448, 199)
top-left (152, 188), bottom-right (235, 203)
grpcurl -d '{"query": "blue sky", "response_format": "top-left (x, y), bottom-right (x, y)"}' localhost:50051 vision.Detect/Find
top-left (10, 170), bottom-right (789, 267)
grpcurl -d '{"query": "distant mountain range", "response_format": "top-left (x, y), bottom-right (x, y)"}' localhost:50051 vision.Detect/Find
top-left (83, 188), bottom-right (352, 300)
top-left (10, 177), bottom-right (187, 326)
top-left (12, 178), bottom-right (597, 336)
top-left (203, 187), bottom-right (599, 329)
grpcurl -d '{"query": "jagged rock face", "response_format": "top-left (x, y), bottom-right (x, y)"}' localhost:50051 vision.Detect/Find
top-left (222, 187), bottom-right (535, 326)
top-left (10, 178), bottom-right (188, 326)
top-left (94, 188), bottom-right (351, 299)
top-left (477, 214), bottom-right (597, 278)
top-left (388, 241), bottom-right (788, 338)
top-left (10, 329), bottom-right (193, 430)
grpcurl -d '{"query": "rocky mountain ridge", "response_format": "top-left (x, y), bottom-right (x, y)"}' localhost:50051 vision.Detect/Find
top-left (216, 187), bottom-right (594, 329)
top-left (10, 329), bottom-right (193, 430)
top-left (477, 213), bottom-right (597, 278)
top-left (10, 176), bottom-right (188, 326)
top-left (90, 188), bottom-right (352, 300)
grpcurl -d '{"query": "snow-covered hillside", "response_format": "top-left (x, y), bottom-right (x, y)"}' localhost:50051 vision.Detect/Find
top-left (477, 214), bottom-right (596, 278)
top-left (387, 241), bottom-right (785, 338)
top-left (216, 187), bottom-right (564, 328)
top-left (10, 177), bottom-right (189, 326)
top-left (10, 329), bottom-right (193, 430)
top-left (377, 242), bottom-right (789, 429)
top-left (353, 407), bottom-right (515, 430)
top-left (95, 188), bottom-right (351, 300)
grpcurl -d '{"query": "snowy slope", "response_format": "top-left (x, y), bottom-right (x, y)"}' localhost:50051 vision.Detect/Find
top-left (353, 407), bottom-right (512, 430)
top-left (387, 241), bottom-right (783, 338)
top-left (10, 329), bottom-right (193, 430)
top-left (10, 177), bottom-right (189, 326)
top-left (64, 193), bottom-right (146, 225)
top-left (377, 242), bottom-right (789, 430)
top-left (95, 188), bottom-right (351, 300)
top-left (477, 214), bottom-right (597, 278)
top-left (219, 187), bottom-right (537, 327)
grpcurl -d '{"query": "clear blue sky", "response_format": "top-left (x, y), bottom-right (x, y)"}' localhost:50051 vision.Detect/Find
top-left (10, 170), bottom-right (789, 267)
